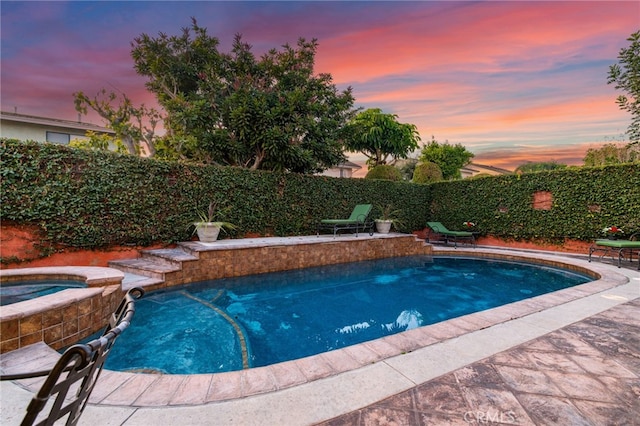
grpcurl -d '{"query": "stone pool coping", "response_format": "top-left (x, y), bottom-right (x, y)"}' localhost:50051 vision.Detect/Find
top-left (0, 267), bottom-right (125, 352)
top-left (1, 247), bottom-right (633, 409)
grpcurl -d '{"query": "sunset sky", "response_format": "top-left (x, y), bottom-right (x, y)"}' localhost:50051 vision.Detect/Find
top-left (1, 1), bottom-right (638, 172)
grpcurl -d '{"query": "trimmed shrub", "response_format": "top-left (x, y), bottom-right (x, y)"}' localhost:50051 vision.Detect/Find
top-left (364, 165), bottom-right (403, 181)
top-left (412, 162), bottom-right (442, 183)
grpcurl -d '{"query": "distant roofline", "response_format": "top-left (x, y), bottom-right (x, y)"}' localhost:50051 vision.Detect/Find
top-left (0, 111), bottom-right (115, 134)
top-left (334, 160), bottom-right (362, 170)
top-left (464, 162), bottom-right (513, 174)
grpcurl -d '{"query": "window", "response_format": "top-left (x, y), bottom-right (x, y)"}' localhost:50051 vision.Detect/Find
top-left (46, 131), bottom-right (70, 144)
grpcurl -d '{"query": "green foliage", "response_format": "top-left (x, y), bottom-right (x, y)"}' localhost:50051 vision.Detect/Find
top-left (608, 30), bottom-right (640, 145)
top-left (70, 130), bottom-right (127, 154)
top-left (418, 136), bottom-right (474, 180)
top-left (343, 108), bottom-right (420, 168)
top-left (0, 139), bottom-right (428, 259)
top-left (74, 89), bottom-right (162, 156)
top-left (429, 165), bottom-right (640, 242)
top-left (583, 142), bottom-right (640, 166)
top-left (130, 20), bottom-right (355, 173)
top-left (514, 161), bottom-right (567, 173)
top-left (364, 165), bottom-right (403, 181)
top-left (3, 138), bottom-right (638, 261)
top-left (412, 161), bottom-right (443, 183)
top-left (396, 158), bottom-right (418, 181)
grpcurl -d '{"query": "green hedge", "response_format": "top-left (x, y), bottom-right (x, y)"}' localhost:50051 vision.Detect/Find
top-left (1, 139), bottom-right (638, 262)
top-left (429, 166), bottom-right (640, 242)
top-left (0, 139), bottom-right (429, 255)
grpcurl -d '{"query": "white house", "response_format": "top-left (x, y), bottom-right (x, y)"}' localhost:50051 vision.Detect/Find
top-left (460, 162), bottom-right (512, 178)
top-left (321, 160), bottom-right (363, 178)
top-left (0, 111), bottom-right (114, 144)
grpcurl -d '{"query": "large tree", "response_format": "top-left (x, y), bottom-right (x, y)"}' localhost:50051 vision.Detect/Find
top-left (608, 31), bottom-right (640, 145)
top-left (514, 161), bottom-right (567, 174)
top-left (583, 142), bottom-right (640, 166)
top-left (418, 137), bottom-right (474, 180)
top-left (73, 89), bottom-right (162, 156)
top-left (342, 108), bottom-right (421, 168)
top-left (130, 19), bottom-right (356, 173)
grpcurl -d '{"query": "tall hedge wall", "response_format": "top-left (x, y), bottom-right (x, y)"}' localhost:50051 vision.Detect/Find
top-left (1, 139), bottom-right (638, 262)
top-left (0, 139), bottom-right (430, 253)
top-left (429, 165), bottom-right (640, 242)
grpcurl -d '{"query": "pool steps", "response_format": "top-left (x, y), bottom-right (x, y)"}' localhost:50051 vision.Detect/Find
top-left (107, 234), bottom-right (432, 293)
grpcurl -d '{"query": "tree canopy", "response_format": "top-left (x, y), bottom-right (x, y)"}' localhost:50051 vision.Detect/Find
top-left (418, 137), bottom-right (474, 180)
top-left (129, 19), bottom-right (356, 173)
top-left (608, 31), bottom-right (640, 145)
top-left (73, 89), bottom-right (161, 156)
top-left (514, 161), bottom-right (567, 174)
top-left (583, 142), bottom-right (640, 166)
top-left (342, 108), bottom-right (421, 168)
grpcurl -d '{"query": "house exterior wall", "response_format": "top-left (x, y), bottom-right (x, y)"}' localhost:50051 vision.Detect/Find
top-left (0, 120), bottom-right (91, 144)
top-left (322, 167), bottom-right (354, 178)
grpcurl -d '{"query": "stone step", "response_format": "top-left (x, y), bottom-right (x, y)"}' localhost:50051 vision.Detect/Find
top-left (108, 257), bottom-right (181, 280)
top-left (121, 273), bottom-right (165, 292)
top-left (140, 247), bottom-right (198, 265)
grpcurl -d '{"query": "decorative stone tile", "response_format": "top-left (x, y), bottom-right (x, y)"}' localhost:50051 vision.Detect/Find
top-left (98, 373), bottom-right (158, 405)
top-left (169, 374), bottom-right (212, 405)
top-left (359, 406), bottom-right (416, 425)
top-left (454, 363), bottom-right (505, 389)
top-left (516, 394), bottom-right (591, 426)
top-left (342, 343), bottom-right (384, 365)
top-left (42, 308), bottom-right (63, 328)
top-left (414, 376), bottom-right (468, 413)
top-left (268, 361), bottom-right (308, 389)
top-left (524, 350), bottom-right (585, 374)
top-left (494, 365), bottom-right (564, 396)
top-left (19, 315), bottom-right (42, 335)
top-left (461, 387), bottom-right (534, 425)
top-left (419, 410), bottom-right (474, 426)
top-left (544, 329), bottom-right (603, 357)
top-left (43, 324), bottom-right (63, 344)
top-left (0, 319), bottom-right (19, 340)
top-left (320, 348), bottom-right (364, 373)
top-left (295, 354), bottom-right (336, 381)
top-left (569, 354), bottom-right (636, 378)
top-left (545, 371), bottom-right (617, 402)
top-left (19, 332), bottom-right (42, 347)
top-left (206, 370), bottom-right (243, 401)
top-left (134, 374), bottom-right (185, 406)
top-left (240, 366), bottom-right (277, 396)
top-left (571, 399), bottom-right (640, 426)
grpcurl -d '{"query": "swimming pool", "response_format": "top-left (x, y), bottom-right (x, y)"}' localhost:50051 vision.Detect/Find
top-left (97, 255), bottom-right (591, 374)
top-left (0, 279), bottom-right (87, 306)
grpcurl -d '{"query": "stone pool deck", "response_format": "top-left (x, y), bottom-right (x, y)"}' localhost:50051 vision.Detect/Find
top-left (1, 239), bottom-right (639, 425)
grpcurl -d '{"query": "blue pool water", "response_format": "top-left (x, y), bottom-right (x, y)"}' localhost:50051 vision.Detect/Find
top-left (0, 280), bottom-right (86, 306)
top-left (100, 256), bottom-right (591, 374)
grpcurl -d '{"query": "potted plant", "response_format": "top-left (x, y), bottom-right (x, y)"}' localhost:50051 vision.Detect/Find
top-left (602, 226), bottom-right (624, 240)
top-left (374, 204), bottom-right (404, 234)
top-left (192, 201), bottom-right (236, 242)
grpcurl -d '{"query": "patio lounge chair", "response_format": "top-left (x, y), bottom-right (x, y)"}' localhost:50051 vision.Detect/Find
top-left (0, 287), bottom-right (144, 426)
top-left (317, 204), bottom-right (374, 237)
top-left (588, 233), bottom-right (640, 270)
top-left (426, 221), bottom-right (476, 248)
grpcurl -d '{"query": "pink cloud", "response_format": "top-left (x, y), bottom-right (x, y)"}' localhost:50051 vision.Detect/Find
top-left (2, 0), bottom-right (637, 172)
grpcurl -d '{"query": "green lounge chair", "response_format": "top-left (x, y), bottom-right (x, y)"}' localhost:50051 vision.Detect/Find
top-left (317, 204), bottom-right (374, 237)
top-left (426, 221), bottom-right (476, 248)
top-left (588, 236), bottom-right (640, 270)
